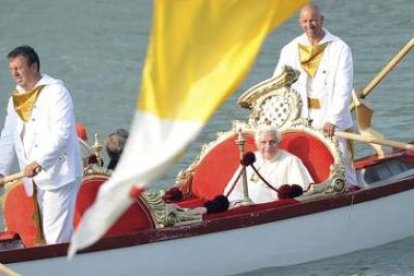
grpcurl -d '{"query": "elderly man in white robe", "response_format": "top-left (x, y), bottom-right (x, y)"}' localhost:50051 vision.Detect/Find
top-left (224, 126), bottom-right (313, 206)
top-left (273, 3), bottom-right (358, 185)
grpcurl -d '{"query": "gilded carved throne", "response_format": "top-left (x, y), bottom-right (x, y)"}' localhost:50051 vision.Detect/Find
top-left (176, 66), bottom-right (346, 200)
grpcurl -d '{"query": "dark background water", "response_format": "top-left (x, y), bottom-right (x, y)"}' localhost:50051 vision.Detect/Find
top-left (0, 0), bottom-right (413, 275)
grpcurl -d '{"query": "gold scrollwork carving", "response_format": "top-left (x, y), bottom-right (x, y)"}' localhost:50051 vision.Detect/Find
top-left (141, 191), bottom-right (203, 229)
top-left (83, 164), bottom-right (112, 177)
top-left (174, 66), bottom-right (346, 199)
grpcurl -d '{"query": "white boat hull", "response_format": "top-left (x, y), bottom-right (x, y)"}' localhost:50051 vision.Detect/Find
top-left (8, 186), bottom-right (414, 276)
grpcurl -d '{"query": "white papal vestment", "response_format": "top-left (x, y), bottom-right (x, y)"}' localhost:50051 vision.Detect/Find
top-left (224, 150), bottom-right (313, 204)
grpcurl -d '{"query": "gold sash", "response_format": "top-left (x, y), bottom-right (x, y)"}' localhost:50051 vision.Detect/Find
top-left (307, 97), bottom-right (321, 109)
top-left (12, 85), bottom-right (45, 122)
top-left (298, 43), bottom-right (327, 77)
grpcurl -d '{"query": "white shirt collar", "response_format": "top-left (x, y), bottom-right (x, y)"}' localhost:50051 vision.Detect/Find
top-left (15, 73), bottom-right (62, 93)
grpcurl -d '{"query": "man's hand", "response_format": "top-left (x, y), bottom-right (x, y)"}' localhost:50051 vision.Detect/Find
top-left (323, 122), bottom-right (336, 138)
top-left (23, 162), bottom-right (42, 178)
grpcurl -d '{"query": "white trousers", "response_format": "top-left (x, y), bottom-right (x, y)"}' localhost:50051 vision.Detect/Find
top-left (337, 136), bottom-right (358, 186)
top-left (36, 178), bottom-right (80, 244)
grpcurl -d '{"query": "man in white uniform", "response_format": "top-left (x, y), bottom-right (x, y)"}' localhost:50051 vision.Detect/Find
top-left (273, 3), bottom-right (357, 185)
top-left (0, 45), bottom-right (82, 244)
top-left (224, 126), bottom-right (313, 205)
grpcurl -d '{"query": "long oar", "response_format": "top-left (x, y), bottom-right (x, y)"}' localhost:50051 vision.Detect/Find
top-left (0, 172), bottom-right (25, 187)
top-left (0, 263), bottom-right (22, 276)
top-left (335, 130), bottom-right (414, 151)
top-left (0, 167), bottom-right (41, 187)
top-left (350, 37), bottom-right (414, 110)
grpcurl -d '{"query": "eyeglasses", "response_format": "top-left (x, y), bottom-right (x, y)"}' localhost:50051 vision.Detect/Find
top-left (259, 140), bottom-right (277, 146)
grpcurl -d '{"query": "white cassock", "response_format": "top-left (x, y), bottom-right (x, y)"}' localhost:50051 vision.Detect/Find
top-left (273, 29), bottom-right (357, 185)
top-left (224, 150), bottom-right (313, 204)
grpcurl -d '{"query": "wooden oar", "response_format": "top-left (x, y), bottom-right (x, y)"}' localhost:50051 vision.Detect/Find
top-left (0, 263), bottom-right (22, 276)
top-left (0, 167), bottom-right (41, 187)
top-left (0, 171), bottom-right (24, 187)
top-left (350, 37), bottom-right (414, 110)
top-left (335, 130), bottom-right (414, 151)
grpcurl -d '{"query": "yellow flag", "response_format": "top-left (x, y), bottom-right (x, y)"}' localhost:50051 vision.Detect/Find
top-left (69, 0), bottom-right (308, 256)
top-left (140, 0), bottom-right (309, 121)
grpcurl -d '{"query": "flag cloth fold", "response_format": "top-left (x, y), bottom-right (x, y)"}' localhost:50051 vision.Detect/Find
top-left (69, 0), bottom-right (308, 256)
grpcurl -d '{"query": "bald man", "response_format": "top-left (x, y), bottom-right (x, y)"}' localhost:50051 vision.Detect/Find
top-left (273, 3), bottom-right (357, 185)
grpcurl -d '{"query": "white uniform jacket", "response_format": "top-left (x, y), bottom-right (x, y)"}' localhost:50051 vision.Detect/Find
top-left (0, 74), bottom-right (82, 196)
top-left (273, 29), bottom-right (354, 130)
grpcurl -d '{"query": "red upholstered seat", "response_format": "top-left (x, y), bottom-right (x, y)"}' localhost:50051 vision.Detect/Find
top-left (279, 131), bottom-right (334, 183)
top-left (3, 183), bottom-right (41, 247)
top-left (74, 175), bottom-right (155, 236)
top-left (190, 130), bottom-right (334, 201)
top-left (3, 176), bottom-right (155, 247)
top-left (191, 134), bottom-right (257, 200)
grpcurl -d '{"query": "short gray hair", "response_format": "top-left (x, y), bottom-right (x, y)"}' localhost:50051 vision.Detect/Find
top-left (105, 128), bottom-right (129, 160)
top-left (254, 125), bottom-right (281, 144)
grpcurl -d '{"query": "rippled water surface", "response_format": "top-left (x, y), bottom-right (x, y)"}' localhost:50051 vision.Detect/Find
top-left (0, 0), bottom-right (413, 275)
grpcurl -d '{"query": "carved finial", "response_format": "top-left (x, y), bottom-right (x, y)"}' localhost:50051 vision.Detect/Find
top-left (233, 124), bottom-right (252, 204)
top-left (235, 127), bottom-right (246, 148)
top-left (93, 133), bottom-right (104, 166)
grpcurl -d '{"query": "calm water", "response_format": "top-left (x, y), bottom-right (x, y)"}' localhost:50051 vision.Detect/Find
top-left (0, 0), bottom-right (413, 275)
